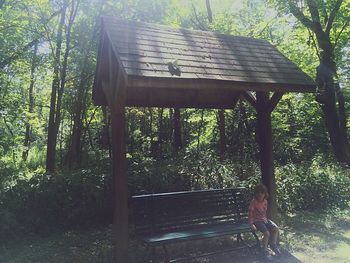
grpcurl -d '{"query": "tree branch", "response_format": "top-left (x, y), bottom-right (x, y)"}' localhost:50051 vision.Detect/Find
top-left (191, 3), bottom-right (207, 30)
top-left (308, 28), bottom-right (320, 59)
top-left (320, 1), bottom-right (329, 26)
top-left (306, 0), bottom-right (321, 24)
top-left (287, 0), bottom-right (316, 31)
top-left (0, 6), bottom-right (63, 69)
top-left (0, 39), bottom-right (39, 69)
top-left (325, 0), bottom-right (343, 34)
top-left (334, 17), bottom-right (350, 48)
top-left (205, 0), bottom-right (213, 23)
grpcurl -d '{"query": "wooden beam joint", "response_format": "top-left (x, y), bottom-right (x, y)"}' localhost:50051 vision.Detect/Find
top-left (267, 92), bottom-right (284, 113)
top-left (243, 91), bottom-right (257, 109)
top-left (245, 91), bottom-right (284, 113)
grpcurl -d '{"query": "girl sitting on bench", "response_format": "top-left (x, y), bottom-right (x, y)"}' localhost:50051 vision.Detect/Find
top-left (248, 183), bottom-right (281, 258)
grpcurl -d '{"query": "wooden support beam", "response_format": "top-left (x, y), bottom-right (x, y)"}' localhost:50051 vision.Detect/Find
top-left (111, 101), bottom-right (128, 263)
top-left (256, 91), bottom-right (277, 221)
top-left (244, 90), bottom-right (284, 220)
top-left (267, 92), bottom-right (284, 113)
top-left (105, 41), bottom-right (129, 263)
top-left (242, 91), bottom-right (257, 109)
top-left (126, 86), bottom-right (241, 109)
top-left (128, 76), bottom-right (316, 93)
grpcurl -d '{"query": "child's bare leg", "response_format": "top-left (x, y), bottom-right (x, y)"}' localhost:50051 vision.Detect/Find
top-left (269, 227), bottom-right (282, 255)
top-left (262, 231), bottom-right (270, 249)
top-left (270, 227), bottom-right (279, 245)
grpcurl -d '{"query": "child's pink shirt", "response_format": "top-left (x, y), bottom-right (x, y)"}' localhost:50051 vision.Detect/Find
top-left (248, 198), bottom-right (268, 224)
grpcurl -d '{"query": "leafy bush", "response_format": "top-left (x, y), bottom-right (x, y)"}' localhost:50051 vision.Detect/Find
top-left (0, 162), bottom-right (113, 240)
top-left (276, 158), bottom-right (350, 212)
top-left (128, 147), bottom-right (261, 195)
top-left (2, 150), bottom-right (350, 242)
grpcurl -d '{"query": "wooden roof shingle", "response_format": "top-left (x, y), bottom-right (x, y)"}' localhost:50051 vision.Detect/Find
top-left (93, 16), bottom-right (316, 108)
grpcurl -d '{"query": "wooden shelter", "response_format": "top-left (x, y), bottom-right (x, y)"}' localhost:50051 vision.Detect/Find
top-left (93, 16), bottom-right (316, 262)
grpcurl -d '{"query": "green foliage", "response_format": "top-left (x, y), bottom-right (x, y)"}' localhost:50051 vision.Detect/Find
top-left (128, 147), bottom-right (243, 194)
top-left (273, 93), bottom-right (329, 164)
top-left (1, 0), bottom-right (350, 249)
top-left (276, 158), bottom-right (350, 212)
top-left (0, 163), bottom-right (113, 240)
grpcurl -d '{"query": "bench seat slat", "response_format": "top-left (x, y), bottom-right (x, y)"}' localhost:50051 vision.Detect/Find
top-left (141, 222), bottom-right (251, 244)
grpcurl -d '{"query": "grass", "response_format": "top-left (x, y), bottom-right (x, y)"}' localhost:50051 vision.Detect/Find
top-left (278, 209), bottom-right (350, 263)
top-left (1, 209), bottom-right (350, 263)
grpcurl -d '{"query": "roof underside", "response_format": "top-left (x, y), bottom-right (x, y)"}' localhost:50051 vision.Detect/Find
top-left (93, 16), bottom-right (316, 108)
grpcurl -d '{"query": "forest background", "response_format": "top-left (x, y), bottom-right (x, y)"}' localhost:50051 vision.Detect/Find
top-left (1, 0), bottom-right (350, 242)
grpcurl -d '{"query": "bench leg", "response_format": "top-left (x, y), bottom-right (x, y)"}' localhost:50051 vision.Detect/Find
top-left (162, 245), bottom-right (170, 263)
top-left (237, 233), bottom-right (243, 243)
top-left (146, 245), bottom-right (156, 262)
top-left (252, 231), bottom-right (261, 250)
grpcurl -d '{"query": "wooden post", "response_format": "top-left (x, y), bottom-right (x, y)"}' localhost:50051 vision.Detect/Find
top-left (256, 92), bottom-right (277, 220)
top-left (104, 41), bottom-right (129, 263)
top-left (111, 101), bottom-right (128, 263)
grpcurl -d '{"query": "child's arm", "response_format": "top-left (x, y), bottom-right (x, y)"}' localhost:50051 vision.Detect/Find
top-left (248, 200), bottom-right (257, 231)
top-left (250, 223), bottom-right (257, 232)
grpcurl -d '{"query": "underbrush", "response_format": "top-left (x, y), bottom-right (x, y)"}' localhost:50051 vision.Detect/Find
top-left (0, 152), bottom-right (349, 242)
top-left (276, 158), bottom-right (350, 212)
top-left (0, 162), bottom-right (113, 241)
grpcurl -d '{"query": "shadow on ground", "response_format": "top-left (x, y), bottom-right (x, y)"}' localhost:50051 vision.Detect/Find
top-left (194, 250), bottom-right (303, 263)
top-left (145, 241), bottom-right (304, 263)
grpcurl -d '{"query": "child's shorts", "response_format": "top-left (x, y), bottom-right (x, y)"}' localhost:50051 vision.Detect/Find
top-left (253, 220), bottom-right (278, 233)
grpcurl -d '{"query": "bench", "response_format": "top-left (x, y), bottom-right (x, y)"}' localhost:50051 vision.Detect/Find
top-left (132, 188), bottom-right (260, 262)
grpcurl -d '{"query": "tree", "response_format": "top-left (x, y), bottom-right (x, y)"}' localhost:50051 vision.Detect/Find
top-left (23, 43), bottom-right (38, 161)
top-left (271, 0), bottom-right (350, 164)
top-left (46, 0), bottom-right (78, 172)
top-left (66, 0), bottom-right (105, 168)
top-left (173, 108), bottom-right (183, 151)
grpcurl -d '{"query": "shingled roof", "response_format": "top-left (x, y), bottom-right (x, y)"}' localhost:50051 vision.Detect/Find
top-left (93, 16), bottom-right (316, 108)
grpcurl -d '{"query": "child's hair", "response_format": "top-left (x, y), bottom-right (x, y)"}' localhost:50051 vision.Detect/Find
top-left (254, 183), bottom-right (269, 199)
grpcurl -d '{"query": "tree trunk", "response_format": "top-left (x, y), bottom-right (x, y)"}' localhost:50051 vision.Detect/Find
top-left (206, 0), bottom-right (228, 161)
top-left (158, 108), bottom-right (164, 158)
top-left (218, 109), bottom-right (226, 160)
top-left (197, 109), bottom-right (205, 154)
top-left (67, 67), bottom-right (89, 167)
top-left (205, 0), bottom-right (213, 23)
top-left (316, 53), bottom-right (350, 163)
top-left (67, 0), bottom-right (105, 167)
top-left (173, 108), bottom-right (182, 151)
top-left (55, 1), bottom-right (77, 167)
top-left (100, 106), bottom-right (112, 158)
top-left (238, 102), bottom-right (245, 180)
top-left (46, 3), bottom-right (67, 173)
top-left (23, 43), bottom-right (38, 161)
top-left (67, 85), bottom-right (85, 167)
top-left (288, 0), bottom-right (350, 165)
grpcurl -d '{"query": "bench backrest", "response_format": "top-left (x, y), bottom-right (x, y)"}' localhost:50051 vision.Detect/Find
top-left (132, 188), bottom-right (250, 236)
